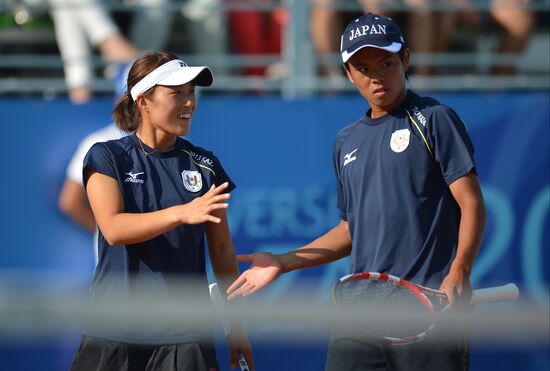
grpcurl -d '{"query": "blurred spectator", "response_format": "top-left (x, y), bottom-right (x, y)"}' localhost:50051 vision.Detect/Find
top-left (225, 0), bottom-right (287, 77)
top-left (488, 0), bottom-right (535, 74)
top-left (47, 0), bottom-right (138, 104)
top-left (130, 0), bottom-right (229, 76)
top-left (403, 0), bottom-right (534, 75)
top-left (310, 0), bottom-right (456, 78)
top-left (310, 0), bottom-right (344, 83)
top-left (47, 0), bottom-right (232, 104)
top-left (57, 63), bottom-right (130, 263)
top-left (127, 0), bottom-right (175, 51)
top-left (310, 0), bottom-right (534, 78)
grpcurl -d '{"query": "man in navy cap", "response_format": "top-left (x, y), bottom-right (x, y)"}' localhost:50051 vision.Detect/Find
top-left (228, 13), bottom-right (486, 371)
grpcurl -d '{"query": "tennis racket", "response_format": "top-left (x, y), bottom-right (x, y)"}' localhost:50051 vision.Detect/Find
top-left (332, 272), bottom-right (519, 345)
top-left (209, 283), bottom-right (250, 371)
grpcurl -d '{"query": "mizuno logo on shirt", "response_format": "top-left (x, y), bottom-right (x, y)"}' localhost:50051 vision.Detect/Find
top-left (344, 148), bottom-right (358, 166)
top-left (125, 171), bottom-right (144, 183)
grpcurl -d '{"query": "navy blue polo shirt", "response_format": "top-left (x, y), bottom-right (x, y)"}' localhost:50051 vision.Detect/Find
top-left (333, 90), bottom-right (475, 287)
top-left (82, 133), bottom-right (235, 344)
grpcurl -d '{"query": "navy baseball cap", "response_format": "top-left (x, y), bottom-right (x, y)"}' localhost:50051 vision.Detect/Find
top-left (340, 13), bottom-right (405, 63)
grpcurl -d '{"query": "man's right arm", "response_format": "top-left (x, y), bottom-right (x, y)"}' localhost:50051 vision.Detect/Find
top-left (58, 178), bottom-right (97, 233)
top-left (227, 220), bottom-right (352, 299)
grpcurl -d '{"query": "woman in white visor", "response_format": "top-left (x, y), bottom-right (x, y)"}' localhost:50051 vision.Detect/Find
top-left (71, 51), bottom-right (254, 371)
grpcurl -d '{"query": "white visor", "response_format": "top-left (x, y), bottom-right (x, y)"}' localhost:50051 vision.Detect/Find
top-left (341, 42), bottom-right (403, 63)
top-left (130, 59), bottom-right (213, 100)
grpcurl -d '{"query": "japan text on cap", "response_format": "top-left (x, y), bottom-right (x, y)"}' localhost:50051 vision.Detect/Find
top-left (340, 13), bottom-right (405, 63)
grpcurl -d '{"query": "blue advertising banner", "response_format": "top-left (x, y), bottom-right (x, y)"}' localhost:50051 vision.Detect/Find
top-left (0, 92), bottom-right (548, 370)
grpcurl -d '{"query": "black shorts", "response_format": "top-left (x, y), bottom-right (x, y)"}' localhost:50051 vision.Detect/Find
top-left (324, 319), bottom-right (469, 371)
top-left (71, 335), bottom-right (219, 371)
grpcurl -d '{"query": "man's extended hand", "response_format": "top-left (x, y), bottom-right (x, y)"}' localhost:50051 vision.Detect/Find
top-left (227, 252), bottom-right (283, 300)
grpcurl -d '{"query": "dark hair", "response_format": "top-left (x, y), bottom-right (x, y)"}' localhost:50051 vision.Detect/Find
top-left (398, 45), bottom-right (407, 62)
top-left (399, 46), bottom-right (409, 80)
top-left (112, 51), bottom-right (179, 132)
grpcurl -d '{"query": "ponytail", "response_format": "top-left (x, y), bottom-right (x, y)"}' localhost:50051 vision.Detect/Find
top-left (112, 91), bottom-right (140, 132)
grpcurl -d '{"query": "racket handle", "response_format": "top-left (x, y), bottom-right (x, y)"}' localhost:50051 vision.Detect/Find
top-left (210, 284), bottom-right (250, 371)
top-left (471, 283), bottom-right (519, 303)
top-left (237, 353), bottom-right (250, 371)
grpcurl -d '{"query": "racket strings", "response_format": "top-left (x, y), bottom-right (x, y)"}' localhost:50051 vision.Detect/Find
top-left (334, 279), bottom-right (434, 339)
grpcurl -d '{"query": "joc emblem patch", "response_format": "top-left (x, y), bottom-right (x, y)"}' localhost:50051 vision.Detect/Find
top-left (182, 170), bottom-right (203, 192)
top-left (390, 129), bottom-right (410, 153)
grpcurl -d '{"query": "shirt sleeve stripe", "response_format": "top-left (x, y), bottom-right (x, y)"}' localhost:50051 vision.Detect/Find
top-left (405, 109), bottom-right (434, 160)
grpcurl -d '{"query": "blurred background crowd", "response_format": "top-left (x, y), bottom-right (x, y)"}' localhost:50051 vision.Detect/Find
top-left (0, 0), bottom-right (548, 102)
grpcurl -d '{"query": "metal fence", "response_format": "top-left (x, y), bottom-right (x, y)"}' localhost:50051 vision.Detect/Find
top-left (0, 0), bottom-right (549, 99)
